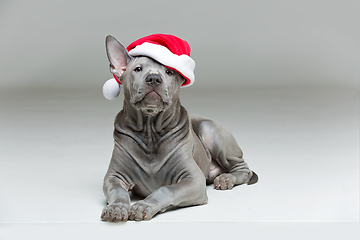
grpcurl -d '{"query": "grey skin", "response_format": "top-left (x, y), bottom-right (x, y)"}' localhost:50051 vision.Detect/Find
top-left (101, 35), bottom-right (258, 222)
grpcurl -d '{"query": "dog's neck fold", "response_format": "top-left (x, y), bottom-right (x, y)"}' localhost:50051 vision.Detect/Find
top-left (115, 100), bottom-right (189, 153)
top-left (128, 100), bottom-right (182, 131)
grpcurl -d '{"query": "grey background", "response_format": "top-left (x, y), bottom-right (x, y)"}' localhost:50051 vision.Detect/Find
top-left (1, 0), bottom-right (359, 239)
top-left (0, 0), bottom-right (358, 89)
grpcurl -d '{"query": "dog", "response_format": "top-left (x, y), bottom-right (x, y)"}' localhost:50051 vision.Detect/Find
top-left (101, 34), bottom-right (258, 222)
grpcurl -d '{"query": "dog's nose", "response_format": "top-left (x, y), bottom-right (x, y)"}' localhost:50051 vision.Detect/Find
top-left (145, 74), bottom-right (163, 87)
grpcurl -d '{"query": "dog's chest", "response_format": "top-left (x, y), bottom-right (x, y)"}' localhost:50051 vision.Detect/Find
top-left (126, 150), bottom-right (190, 196)
top-left (114, 131), bottom-right (192, 191)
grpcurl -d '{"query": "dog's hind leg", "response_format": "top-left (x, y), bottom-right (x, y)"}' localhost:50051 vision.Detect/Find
top-left (191, 115), bottom-right (258, 190)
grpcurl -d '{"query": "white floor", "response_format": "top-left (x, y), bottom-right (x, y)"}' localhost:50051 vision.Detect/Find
top-left (1, 85), bottom-right (359, 239)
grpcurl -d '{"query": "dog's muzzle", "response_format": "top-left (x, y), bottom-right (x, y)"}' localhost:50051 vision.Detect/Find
top-left (145, 74), bottom-right (163, 87)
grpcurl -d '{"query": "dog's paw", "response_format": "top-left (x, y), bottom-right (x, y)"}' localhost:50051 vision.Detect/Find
top-left (101, 202), bottom-right (130, 222)
top-left (214, 173), bottom-right (236, 190)
top-left (129, 200), bottom-right (158, 221)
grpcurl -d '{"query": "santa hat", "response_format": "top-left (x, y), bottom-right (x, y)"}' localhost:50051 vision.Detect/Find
top-left (103, 34), bottom-right (195, 100)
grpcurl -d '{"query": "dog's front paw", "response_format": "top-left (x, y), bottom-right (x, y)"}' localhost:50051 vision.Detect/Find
top-left (129, 200), bottom-right (158, 221)
top-left (101, 202), bottom-right (130, 222)
top-left (214, 173), bottom-right (236, 190)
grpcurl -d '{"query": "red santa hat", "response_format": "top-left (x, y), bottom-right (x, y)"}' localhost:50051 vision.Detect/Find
top-left (103, 34), bottom-right (195, 100)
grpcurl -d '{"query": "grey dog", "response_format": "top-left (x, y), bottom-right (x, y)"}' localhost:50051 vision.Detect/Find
top-left (101, 35), bottom-right (258, 222)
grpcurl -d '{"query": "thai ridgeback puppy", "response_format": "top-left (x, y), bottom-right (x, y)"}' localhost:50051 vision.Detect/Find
top-left (101, 35), bottom-right (258, 222)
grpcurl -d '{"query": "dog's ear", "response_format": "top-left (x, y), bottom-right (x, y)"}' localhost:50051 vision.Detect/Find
top-left (105, 35), bottom-right (132, 79)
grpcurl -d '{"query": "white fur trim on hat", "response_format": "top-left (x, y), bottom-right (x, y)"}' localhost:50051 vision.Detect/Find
top-left (102, 78), bottom-right (121, 100)
top-left (128, 42), bottom-right (195, 87)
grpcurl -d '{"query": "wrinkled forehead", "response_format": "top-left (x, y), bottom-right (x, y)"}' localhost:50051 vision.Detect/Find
top-left (130, 56), bottom-right (165, 70)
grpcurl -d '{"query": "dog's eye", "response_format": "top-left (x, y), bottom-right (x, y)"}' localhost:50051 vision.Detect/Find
top-left (166, 70), bottom-right (173, 76)
top-left (134, 67), bottom-right (142, 73)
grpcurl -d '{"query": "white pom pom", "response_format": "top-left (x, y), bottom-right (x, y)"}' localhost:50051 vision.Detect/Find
top-left (102, 78), bottom-right (121, 100)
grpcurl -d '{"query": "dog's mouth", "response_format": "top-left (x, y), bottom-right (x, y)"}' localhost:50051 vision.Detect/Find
top-left (144, 91), bottom-right (162, 101)
top-left (133, 90), bottom-right (169, 115)
top-left (136, 90), bottom-right (163, 104)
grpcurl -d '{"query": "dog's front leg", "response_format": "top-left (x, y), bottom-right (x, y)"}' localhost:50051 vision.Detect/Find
top-left (129, 174), bottom-right (208, 221)
top-left (101, 174), bottom-right (131, 222)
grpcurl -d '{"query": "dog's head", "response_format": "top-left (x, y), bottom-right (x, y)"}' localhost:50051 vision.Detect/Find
top-left (106, 36), bottom-right (185, 116)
